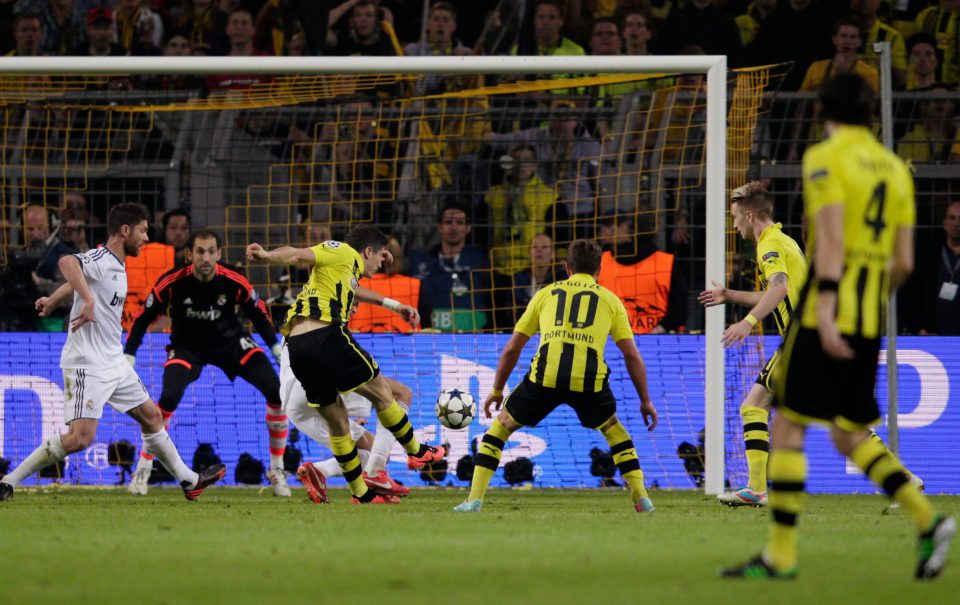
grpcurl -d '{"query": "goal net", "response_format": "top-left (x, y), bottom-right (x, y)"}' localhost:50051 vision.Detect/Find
top-left (0, 56), bottom-right (784, 493)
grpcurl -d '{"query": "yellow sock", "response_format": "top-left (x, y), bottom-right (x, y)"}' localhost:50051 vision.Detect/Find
top-left (851, 436), bottom-right (933, 530)
top-left (742, 406), bottom-right (770, 493)
top-left (764, 449), bottom-right (806, 572)
top-left (468, 419), bottom-right (513, 502)
top-left (376, 401), bottom-right (422, 456)
top-left (600, 419), bottom-right (649, 503)
top-left (329, 434), bottom-right (370, 500)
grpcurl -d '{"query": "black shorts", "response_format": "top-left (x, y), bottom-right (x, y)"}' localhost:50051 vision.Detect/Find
top-left (285, 325), bottom-right (380, 406)
top-left (774, 326), bottom-right (882, 429)
top-left (504, 377), bottom-right (617, 429)
top-left (755, 350), bottom-right (780, 392)
top-left (165, 335), bottom-right (266, 380)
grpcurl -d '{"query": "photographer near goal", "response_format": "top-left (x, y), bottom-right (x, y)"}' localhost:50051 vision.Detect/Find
top-left (124, 229), bottom-right (290, 496)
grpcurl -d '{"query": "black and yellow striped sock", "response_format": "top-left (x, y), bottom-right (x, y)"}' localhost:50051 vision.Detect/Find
top-left (764, 449), bottom-right (806, 572)
top-left (468, 419), bottom-right (513, 502)
top-left (377, 401), bottom-right (423, 456)
top-left (329, 434), bottom-right (371, 500)
top-left (851, 435), bottom-right (933, 530)
top-left (742, 406), bottom-right (770, 493)
top-left (600, 419), bottom-right (649, 503)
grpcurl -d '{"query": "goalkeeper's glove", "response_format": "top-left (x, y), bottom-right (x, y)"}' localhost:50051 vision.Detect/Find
top-left (124, 354), bottom-right (136, 367)
top-left (270, 342), bottom-right (282, 360)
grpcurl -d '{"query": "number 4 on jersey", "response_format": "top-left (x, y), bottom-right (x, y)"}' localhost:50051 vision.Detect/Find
top-left (864, 182), bottom-right (887, 241)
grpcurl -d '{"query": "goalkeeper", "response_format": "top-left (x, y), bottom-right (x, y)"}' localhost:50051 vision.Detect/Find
top-left (698, 182), bottom-right (806, 507)
top-left (124, 229), bottom-right (289, 497)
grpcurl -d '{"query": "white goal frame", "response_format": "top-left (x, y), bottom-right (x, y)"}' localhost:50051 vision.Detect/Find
top-left (0, 55), bottom-right (729, 494)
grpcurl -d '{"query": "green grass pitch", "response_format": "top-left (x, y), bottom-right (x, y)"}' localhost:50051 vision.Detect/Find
top-left (1, 488), bottom-right (958, 605)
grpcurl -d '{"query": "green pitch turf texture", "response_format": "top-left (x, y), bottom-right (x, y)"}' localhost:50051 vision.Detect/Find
top-left (1, 488), bottom-right (957, 605)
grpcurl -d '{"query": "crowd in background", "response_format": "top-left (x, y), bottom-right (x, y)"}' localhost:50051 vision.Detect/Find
top-left (1, 0), bottom-right (959, 336)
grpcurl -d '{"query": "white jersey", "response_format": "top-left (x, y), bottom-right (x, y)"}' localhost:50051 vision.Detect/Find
top-left (60, 247), bottom-right (129, 369)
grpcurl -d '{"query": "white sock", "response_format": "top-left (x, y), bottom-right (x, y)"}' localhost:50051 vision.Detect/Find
top-left (365, 418), bottom-right (397, 474)
top-left (2, 434), bottom-right (67, 487)
top-left (314, 450), bottom-right (369, 479)
top-left (142, 430), bottom-right (199, 488)
top-left (135, 453), bottom-right (153, 473)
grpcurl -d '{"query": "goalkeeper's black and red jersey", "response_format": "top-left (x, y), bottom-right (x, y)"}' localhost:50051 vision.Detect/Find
top-left (124, 263), bottom-right (277, 355)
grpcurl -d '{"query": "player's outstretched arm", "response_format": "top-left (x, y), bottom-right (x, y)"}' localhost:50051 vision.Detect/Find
top-left (356, 285), bottom-right (421, 327)
top-left (246, 243), bottom-right (316, 265)
top-left (721, 272), bottom-right (789, 348)
top-left (58, 255), bottom-right (96, 332)
top-left (699, 280), bottom-right (763, 308)
top-left (35, 280), bottom-right (75, 317)
top-left (483, 331), bottom-right (529, 418)
top-left (616, 337), bottom-right (658, 431)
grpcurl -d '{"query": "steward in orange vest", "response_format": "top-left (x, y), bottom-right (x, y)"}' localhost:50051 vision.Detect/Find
top-left (123, 241), bottom-right (174, 331)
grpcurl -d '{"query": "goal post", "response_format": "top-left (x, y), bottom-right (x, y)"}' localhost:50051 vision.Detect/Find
top-left (0, 54), bottom-right (730, 492)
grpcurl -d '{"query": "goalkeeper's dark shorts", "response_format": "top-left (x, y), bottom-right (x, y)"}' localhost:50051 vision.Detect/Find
top-left (504, 378), bottom-right (617, 429)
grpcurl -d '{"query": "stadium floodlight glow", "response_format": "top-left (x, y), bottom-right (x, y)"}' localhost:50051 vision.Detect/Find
top-left (0, 53), bottom-right (728, 495)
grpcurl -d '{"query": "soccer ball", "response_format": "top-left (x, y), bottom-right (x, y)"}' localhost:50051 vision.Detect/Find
top-left (435, 389), bottom-right (477, 430)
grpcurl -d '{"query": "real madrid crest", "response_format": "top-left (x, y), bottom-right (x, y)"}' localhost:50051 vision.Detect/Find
top-left (217, 294), bottom-right (227, 306)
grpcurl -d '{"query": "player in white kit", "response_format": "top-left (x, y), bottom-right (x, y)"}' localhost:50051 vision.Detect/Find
top-left (0, 203), bottom-right (225, 502)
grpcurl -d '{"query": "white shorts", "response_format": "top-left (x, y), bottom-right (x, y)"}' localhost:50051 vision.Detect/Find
top-left (279, 345), bottom-right (370, 445)
top-left (63, 364), bottom-right (151, 423)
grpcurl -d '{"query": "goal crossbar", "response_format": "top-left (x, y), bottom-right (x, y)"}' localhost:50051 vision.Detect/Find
top-left (0, 53), bottom-right (728, 495)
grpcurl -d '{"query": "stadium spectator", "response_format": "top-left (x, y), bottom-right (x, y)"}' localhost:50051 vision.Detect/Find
top-left (656, 0), bottom-right (741, 64)
top-left (114, 0), bottom-right (164, 55)
top-left (311, 138), bottom-right (381, 224)
top-left (254, 0), bottom-right (300, 56)
top-left (1, 0), bottom-right (14, 56)
top-left (284, 27), bottom-right (307, 55)
top-left (597, 212), bottom-right (687, 334)
top-left (122, 230), bottom-right (174, 332)
top-left (176, 0), bottom-right (228, 56)
top-left (349, 236), bottom-right (421, 333)
top-left (22, 204), bottom-right (77, 299)
top-left (588, 16), bottom-right (621, 55)
top-left (14, 0), bottom-right (86, 55)
top-left (915, 201), bottom-right (960, 335)
top-left (8, 13), bottom-right (43, 56)
top-left (206, 8), bottom-right (272, 91)
top-left (735, 0), bottom-right (776, 46)
top-left (913, 0), bottom-right (958, 85)
top-left (161, 208), bottom-right (191, 266)
top-left (404, 3), bottom-right (471, 95)
top-left (621, 8), bottom-right (653, 56)
top-left (483, 145), bottom-right (557, 274)
top-left (494, 232), bottom-right (565, 328)
top-left (484, 100), bottom-right (601, 225)
top-left (745, 0), bottom-right (836, 91)
top-left (59, 213), bottom-right (89, 252)
top-left (896, 83), bottom-right (957, 162)
top-left (410, 201), bottom-right (491, 331)
top-left (330, 0), bottom-right (399, 56)
top-left (515, 0), bottom-right (585, 56)
top-left (852, 0), bottom-right (907, 88)
top-left (71, 8), bottom-right (128, 56)
top-left (138, 31), bottom-right (206, 90)
top-left (800, 17), bottom-right (880, 92)
top-left (907, 32), bottom-right (940, 90)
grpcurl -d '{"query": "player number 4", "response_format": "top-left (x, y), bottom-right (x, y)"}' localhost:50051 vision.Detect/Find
top-left (863, 182), bottom-right (887, 241)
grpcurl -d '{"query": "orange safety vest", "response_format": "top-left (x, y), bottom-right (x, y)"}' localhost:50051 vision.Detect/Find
top-left (123, 242), bottom-right (175, 331)
top-left (597, 250), bottom-right (673, 334)
top-left (348, 273), bottom-right (421, 333)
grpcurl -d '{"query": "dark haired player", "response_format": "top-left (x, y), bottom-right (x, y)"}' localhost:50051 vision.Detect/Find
top-left (454, 239), bottom-right (658, 513)
top-left (1, 204), bottom-right (224, 502)
top-left (246, 224), bottom-right (446, 504)
top-left (125, 229), bottom-right (289, 496)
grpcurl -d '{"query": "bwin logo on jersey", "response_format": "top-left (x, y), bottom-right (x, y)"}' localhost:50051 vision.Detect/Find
top-left (109, 292), bottom-right (126, 307)
top-left (186, 307), bottom-right (222, 321)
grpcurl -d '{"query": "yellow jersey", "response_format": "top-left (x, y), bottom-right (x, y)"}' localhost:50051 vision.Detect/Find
top-left (801, 125), bottom-right (915, 339)
top-left (515, 273), bottom-right (633, 393)
top-left (281, 241), bottom-right (364, 335)
top-left (755, 222), bottom-right (807, 335)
